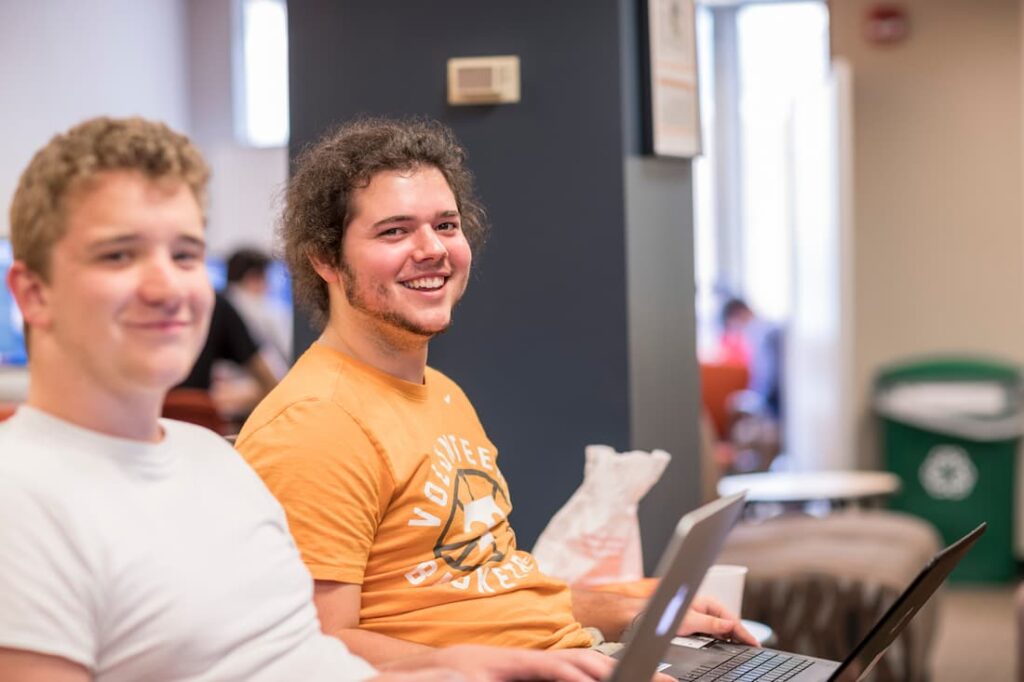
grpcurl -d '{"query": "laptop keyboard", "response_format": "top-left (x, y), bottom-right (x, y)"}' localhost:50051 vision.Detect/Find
top-left (679, 648), bottom-right (814, 681)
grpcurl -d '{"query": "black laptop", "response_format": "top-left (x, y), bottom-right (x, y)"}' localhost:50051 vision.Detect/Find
top-left (611, 517), bottom-right (985, 682)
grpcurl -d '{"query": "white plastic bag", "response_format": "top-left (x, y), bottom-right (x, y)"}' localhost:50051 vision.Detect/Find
top-left (532, 444), bottom-right (671, 587)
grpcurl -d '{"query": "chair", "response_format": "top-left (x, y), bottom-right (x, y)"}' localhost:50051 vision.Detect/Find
top-left (717, 510), bottom-right (942, 681)
top-left (700, 361), bottom-right (749, 439)
top-left (699, 360), bottom-right (780, 493)
top-left (162, 388), bottom-right (228, 434)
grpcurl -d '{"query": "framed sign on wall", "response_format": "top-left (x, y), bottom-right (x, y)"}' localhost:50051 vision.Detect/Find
top-left (643, 0), bottom-right (702, 158)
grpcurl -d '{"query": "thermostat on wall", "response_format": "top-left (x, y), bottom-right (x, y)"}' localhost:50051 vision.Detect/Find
top-left (447, 56), bottom-right (520, 105)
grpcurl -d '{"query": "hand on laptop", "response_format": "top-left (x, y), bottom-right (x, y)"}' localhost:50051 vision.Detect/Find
top-left (679, 595), bottom-right (760, 647)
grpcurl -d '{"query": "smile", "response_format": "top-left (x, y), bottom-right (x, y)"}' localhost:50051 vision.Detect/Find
top-left (127, 320), bottom-right (191, 331)
top-left (402, 276), bottom-right (447, 291)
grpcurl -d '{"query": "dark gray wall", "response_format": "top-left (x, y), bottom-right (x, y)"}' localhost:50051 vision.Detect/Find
top-left (289, 0), bottom-right (701, 567)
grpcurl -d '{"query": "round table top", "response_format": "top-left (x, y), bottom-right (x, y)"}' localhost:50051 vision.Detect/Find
top-left (717, 470), bottom-right (901, 504)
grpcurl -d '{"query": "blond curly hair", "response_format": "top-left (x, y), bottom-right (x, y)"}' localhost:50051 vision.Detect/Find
top-left (9, 116), bottom-right (210, 279)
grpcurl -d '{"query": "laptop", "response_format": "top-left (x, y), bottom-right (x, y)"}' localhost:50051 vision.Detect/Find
top-left (608, 492), bottom-right (748, 682)
top-left (610, 512), bottom-right (986, 682)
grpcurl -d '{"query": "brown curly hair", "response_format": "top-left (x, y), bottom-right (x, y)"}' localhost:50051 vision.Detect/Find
top-left (9, 116), bottom-right (210, 279)
top-left (282, 117), bottom-right (489, 328)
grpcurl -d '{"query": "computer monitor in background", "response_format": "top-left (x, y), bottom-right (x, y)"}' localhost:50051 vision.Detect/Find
top-left (206, 256), bottom-right (228, 292)
top-left (265, 259), bottom-right (293, 313)
top-left (0, 238), bottom-right (27, 367)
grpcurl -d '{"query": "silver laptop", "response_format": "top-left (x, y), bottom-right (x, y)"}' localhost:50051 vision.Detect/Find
top-left (608, 492), bottom-right (747, 682)
top-left (611, 514), bottom-right (986, 682)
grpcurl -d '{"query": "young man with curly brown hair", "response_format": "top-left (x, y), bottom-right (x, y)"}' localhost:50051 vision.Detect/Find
top-left (236, 117), bottom-right (754, 667)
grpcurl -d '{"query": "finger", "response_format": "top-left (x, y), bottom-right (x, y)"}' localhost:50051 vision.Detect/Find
top-left (555, 649), bottom-right (617, 679)
top-left (680, 612), bottom-right (737, 639)
top-left (540, 650), bottom-right (616, 682)
top-left (690, 595), bottom-right (737, 621)
top-left (654, 671), bottom-right (676, 682)
top-left (729, 619), bottom-right (761, 648)
top-left (508, 650), bottom-right (607, 682)
top-left (683, 611), bottom-right (762, 649)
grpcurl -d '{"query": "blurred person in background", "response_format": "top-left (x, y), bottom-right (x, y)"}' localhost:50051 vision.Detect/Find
top-left (175, 290), bottom-right (277, 421)
top-left (715, 297), bottom-right (785, 473)
top-left (718, 297), bottom-right (783, 421)
top-left (225, 246), bottom-right (293, 378)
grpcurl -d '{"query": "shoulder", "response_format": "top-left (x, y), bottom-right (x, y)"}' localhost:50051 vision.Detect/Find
top-left (425, 365), bottom-right (472, 400)
top-left (239, 394), bottom-right (370, 451)
top-left (425, 365), bottom-right (482, 418)
top-left (0, 417), bottom-right (102, 511)
top-left (239, 347), bottom-right (388, 449)
top-left (236, 394), bottom-right (387, 490)
top-left (160, 419), bottom-right (266, 483)
top-left (160, 419), bottom-right (243, 463)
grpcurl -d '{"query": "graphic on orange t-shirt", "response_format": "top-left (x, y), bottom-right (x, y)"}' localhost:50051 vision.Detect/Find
top-left (237, 344), bottom-right (592, 650)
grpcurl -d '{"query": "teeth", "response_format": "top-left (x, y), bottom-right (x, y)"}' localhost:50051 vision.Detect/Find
top-left (403, 276), bottom-right (445, 290)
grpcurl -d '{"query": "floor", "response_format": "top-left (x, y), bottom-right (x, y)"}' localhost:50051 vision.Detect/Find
top-left (931, 585), bottom-right (1016, 681)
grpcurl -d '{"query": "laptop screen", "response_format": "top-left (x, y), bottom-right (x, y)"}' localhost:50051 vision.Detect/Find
top-left (830, 523), bottom-right (985, 682)
top-left (608, 492), bottom-right (746, 682)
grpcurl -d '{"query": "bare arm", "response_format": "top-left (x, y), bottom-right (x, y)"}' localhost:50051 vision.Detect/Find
top-left (382, 645), bottom-right (618, 682)
top-left (313, 580), bottom-right (435, 664)
top-left (0, 648), bottom-right (90, 682)
top-left (570, 588), bottom-right (758, 646)
top-left (570, 587), bottom-right (641, 642)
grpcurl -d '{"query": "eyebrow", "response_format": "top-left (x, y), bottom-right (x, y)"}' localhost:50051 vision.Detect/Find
top-left (371, 210), bottom-right (460, 228)
top-left (86, 233), bottom-right (207, 251)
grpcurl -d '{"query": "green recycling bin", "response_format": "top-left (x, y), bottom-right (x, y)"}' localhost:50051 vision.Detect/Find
top-left (875, 357), bottom-right (1021, 582)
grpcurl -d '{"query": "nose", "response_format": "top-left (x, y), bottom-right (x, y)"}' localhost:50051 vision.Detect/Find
top-left (412, 225), bottom-right (447, 262)
top-left (138, 254), bottom-right (185, 307)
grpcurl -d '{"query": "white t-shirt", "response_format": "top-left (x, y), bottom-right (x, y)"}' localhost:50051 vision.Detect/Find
top-left (0, 406), bottom-right (377, 682)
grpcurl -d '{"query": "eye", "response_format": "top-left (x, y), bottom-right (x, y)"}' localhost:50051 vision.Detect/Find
top-left (436, 221), bottom-right (460, 232)
top-left (98, 250), bottom-right (133, 265)
top-left (173, 251), bottom-right (202, 267)
top-left (378, 226), bottom-right (407, 238)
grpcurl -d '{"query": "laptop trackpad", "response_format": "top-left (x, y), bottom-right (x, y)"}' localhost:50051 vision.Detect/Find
top-left (662, 641), bottom-right (750, 678)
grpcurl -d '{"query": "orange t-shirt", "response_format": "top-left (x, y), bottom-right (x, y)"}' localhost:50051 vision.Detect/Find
top-left (236, 344), bottom-right (592, 650)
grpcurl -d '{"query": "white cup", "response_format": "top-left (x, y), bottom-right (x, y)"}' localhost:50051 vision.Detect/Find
top-left (694, 564), bottom-right (747, 617)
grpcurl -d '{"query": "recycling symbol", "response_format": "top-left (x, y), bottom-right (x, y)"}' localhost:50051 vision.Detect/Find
top-left (919, 445), bottom-right (977, 500)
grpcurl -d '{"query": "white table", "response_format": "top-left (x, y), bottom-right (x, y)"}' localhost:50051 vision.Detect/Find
top-left (717, 470), bottom-right (901, 509)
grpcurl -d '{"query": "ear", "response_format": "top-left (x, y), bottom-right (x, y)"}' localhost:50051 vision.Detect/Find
top-left (309, 254), bottom-right (341, 284)
top-left (6, 261), bottom-right (53, 331)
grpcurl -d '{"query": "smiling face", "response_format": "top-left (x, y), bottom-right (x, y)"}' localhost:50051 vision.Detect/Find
top-left (330, 165), bottom-right (472, 346)
top-left (24, 171), bottom-right (213, 399)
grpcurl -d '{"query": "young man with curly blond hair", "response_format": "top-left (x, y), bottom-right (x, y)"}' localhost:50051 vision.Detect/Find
top-left (0, 116), bottom-right (615, 682)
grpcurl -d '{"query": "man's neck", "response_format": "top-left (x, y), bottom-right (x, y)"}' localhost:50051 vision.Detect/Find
top-left (318, 319), bottom-right (429, 384)
top-left (26, 348), bottom-right (164, 442)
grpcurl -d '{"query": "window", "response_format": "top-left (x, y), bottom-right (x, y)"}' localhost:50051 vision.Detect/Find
top-left (234, 0), bottom-right (289, 147)
top-left (693, 1), bottom-right (829, 352)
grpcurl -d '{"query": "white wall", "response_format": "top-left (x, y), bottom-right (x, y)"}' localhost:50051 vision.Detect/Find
top-left (0, 0), bottom-right (287, 256)
top-left (186, 0), bottom-right (288, 257)
top-left (831, 0), bottom-right (1024, 464)
top-left (0, 0), bottom-right (189, 236)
